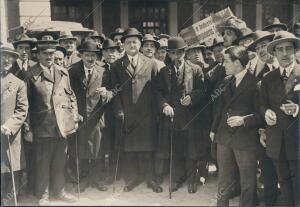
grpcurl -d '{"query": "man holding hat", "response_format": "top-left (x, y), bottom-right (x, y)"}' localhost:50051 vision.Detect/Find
top-left (68, 40), bottom-right (113, 192)
top-left (59, 30), bottom-right (81, 68)
top-left (260, 31), bottom-right (300, 206)
top-left (11, 33), bottom-right (36, 80)
top-left (1, 42), bottom-right (28, 205)
top-left (155, 36), bottom-right (206, 193)
top-left (110, 27), bottom-right (162, 193)
top-left (27, 35), bottom-right (79, 205)
top-left (141, 34), bottom-right (165, 71)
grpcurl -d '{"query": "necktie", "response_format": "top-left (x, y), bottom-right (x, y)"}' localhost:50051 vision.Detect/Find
top-left (281, 69), bottom-right (288, 84)
top-left (87, 69), bottom-right (92, 83)
top-left (131, 57), bottom-right (136, 71)
top-left (21, 60), bottom-right (27, 71)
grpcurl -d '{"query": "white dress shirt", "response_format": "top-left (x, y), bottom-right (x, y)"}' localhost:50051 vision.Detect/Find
top-left (127, 53), bottom-right (139, 68)
top-left (83, 65), bottom-right (94, 79)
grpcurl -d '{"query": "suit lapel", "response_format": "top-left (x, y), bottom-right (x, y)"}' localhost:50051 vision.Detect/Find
top-left (123, 55), bottom-right (134, 77)
top-left (87, 64), bottom-right (102, 88)
top-left (53, 65), bottom-right (63, 92)
top-left (134, 53), bottom-right (146, 76)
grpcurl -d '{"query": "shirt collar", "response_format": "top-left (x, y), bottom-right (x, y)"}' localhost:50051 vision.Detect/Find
top-left (83, 64), bottom-right (94, 77)
top-left (279, 61), bottom-right (296, 76)
top-left (127, 53), bottom-right (139, 63)
top-left (234, 69), bottom-right (248, 86)
top-left (267, 59), bottom-right (280, 70)
top-left (40, 63), bottom-right (52, 71)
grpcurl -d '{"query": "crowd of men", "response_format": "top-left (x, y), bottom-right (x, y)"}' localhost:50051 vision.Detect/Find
top-left (1, 15), bottom-right (300, 207)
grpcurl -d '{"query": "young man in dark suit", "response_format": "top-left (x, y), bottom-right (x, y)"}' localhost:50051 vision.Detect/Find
top-left (260, 31), bottom-right (300, 206)
top-left (210, 46), bottom-right (262, 207)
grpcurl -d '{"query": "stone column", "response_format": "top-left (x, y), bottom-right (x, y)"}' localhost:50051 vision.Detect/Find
top-left (168, 0), bottom-right (178, 35)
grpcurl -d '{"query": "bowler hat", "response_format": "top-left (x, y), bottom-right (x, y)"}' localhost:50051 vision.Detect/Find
top-left (247, 30), bottom-right (275, 52)
top-left (142, 34), bottom-right (160, 48)
top-left (101, 38), bottom-right (120, 50)
top-left (262, 18), bottom-right (287, 32)
top-left (0, 42), bottom-right (19, 58)
top-left (167, 36), bottom-right (187, 51)
top-left (110, 28), bottom-right (124, 39)
top-left (233, 27), bottom-right (254, 45)
top-left (77, 40), bottom-right (100, 53)
top-left (267, 31), bottom-right (300, 55)
top-left (89, 31), bottom-right (105, 44)
top-left (12, 33), bottom-right (34, 48)
top-left (59, 30), bottom-right (77, 42)
top-left (121, 28), bottom-right (142, 43)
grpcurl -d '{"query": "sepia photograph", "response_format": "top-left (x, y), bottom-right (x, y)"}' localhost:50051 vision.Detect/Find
top-left (0, 0), bottom-right (299, 206)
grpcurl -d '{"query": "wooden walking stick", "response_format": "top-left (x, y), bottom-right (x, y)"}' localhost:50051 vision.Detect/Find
top-left (7, 134), bottom-right (18, 206)
top-left (75, 132), bottom-right (80, 199)
top-left (168, 117), bottom-right (174, 199)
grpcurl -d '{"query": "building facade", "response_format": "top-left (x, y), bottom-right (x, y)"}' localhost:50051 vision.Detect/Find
top-left (3, 0), bottom-right (300, 39)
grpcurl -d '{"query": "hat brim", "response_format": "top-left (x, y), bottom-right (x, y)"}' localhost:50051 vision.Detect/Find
top-left (142, 40), bottom-right (160, 49)
top-left (13, 40), bottom-right (34, 48)
top-left (37, 31), bottom-right (59, 40)
top-left (110, 32), bottom-right (124, 39)
top-left (78, 49), bottom-right (101, 53)
top-left (267, 37), bottom-right (300, 55)
top-left (121, 34), bottom-right (143, 43)
top-left (90, 36), bottom-right (105, 43)
top-left (101, 46), bottom-right (120, 50)
top-left (0, 49), bottom-right (19, 58)
top-left (210, 42), bottom-right (224, 50)
top-left (233, 33), bottom-right (255, 45)
top-left (263, 24), bottom-right (287, 32)
top-left (247, 33), bottom-right (275, 52)
top-left (166, 46), bottom-right (187, 51)
top-left (186, 45), bottom-right (205, 51)
top-left (37, 40), bottom-right (59, 45)
top-left (59, 37), bottom-right (78, 42)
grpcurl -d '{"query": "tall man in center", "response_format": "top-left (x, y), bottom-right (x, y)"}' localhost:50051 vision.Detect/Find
top-left (110, 28), bottom-right (162, 193)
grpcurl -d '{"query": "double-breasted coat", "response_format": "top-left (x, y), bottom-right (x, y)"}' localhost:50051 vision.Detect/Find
top-left (260, 64), bottom-right (300, 160)
top-left (1, 73), bottom-right (28, 173)
top-left (68, 60), bottom-right (114, 159)
top-left (27, 63), bottom-right (78, 139)
top-left (155, 61), bottom-right (208, 159)
top-left (110, 53), bottom-right (158, 152)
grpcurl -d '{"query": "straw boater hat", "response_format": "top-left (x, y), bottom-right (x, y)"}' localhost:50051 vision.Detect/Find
top-left (267, 31), bottom-right (300, 55)
top-left (167, 36), bottom-right (187, 51)
top-left (12, 33), bottom-right (34, 48)
top-left (77, 40), bottom-right (101, 53)
top-left (120, 28), bottom-right (143, 43)
top-left (262, 17), bottom-right (288, 32)
top-left (247, 30), bottom-right (275, 52)
top-left (101, 38), bottom-right (120, 50)
top-left (58, 30), bottom-right (77, 42)
top-left (142, 34), bottom-right (160, 48)
top-left (0, 42), bottom-right (19, 58)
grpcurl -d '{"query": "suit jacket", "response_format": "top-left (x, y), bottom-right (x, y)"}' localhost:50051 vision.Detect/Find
top-left (27, 63), bottom-right (78, 139)
top-left (9, 59), bottom-right (36, 81)
top-left (211, 71), bottom-right (263, 151)
top-left (69, 60), bottom-right (113, 159)
top-left (155, 61), bottom-right (208, 158)
top-left (1, 73), bottom-right (28, 172)
top-left (110, 53), bottom-right (158, 151)
top-left (260, 64), bottom-right (300, 160)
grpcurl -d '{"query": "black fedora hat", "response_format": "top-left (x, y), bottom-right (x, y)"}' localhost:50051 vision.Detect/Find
top-left (167, 36), bottom-right (187, 51)
top-left (247, 30), bottom-right (275, 52)
top-left (262, 18), bottom-right (287, 32)
top-left (120, 28), bottom-right (143, 43)
top-left (267, 31), bottom-right (300, 55)
top-left (210, 36), bottom-right (224, 50)
top-left (142, 34), bottom-right (160, 48)
top-left (233, 27), bottom-right (254, 45)
top-left (56, 46), bottom-right (67, 57)
top-left (110, 28), bottom-right (124, 39)
top-left (77, 40), bottom-right (101, 53)
top-left (12, 33), bottom-right (34, 48)
top-left (89, 31), bottom-right (105, 44)
top-left (101, 38), bottom-right (120, 50)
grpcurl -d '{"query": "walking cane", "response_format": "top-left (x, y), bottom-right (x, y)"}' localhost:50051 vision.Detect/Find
top-left (75, 132), bottom-right (80, 199)
top-left (113, 118), bottom-right (124, 193)
top-left (168, 117), bottom-right (174, 199)
top-left (7, 134), bottom-right (18, 206)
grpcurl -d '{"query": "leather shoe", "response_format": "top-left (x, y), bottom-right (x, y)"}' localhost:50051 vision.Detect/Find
top-left (147, 180), bottom-right (163, 193)
top-left (54, 192), bottom-right (77, 203)
top-left (123, 179), bottom-right (141, 192)
top-left (188, 183), bottom-right (197, 194)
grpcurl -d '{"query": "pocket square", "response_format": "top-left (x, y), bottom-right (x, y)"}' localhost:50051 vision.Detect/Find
top-left (293, 84), bottom-right (300, 91)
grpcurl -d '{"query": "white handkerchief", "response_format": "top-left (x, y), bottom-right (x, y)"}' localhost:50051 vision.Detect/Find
top-left (293, 84), bottom-right (300, 91)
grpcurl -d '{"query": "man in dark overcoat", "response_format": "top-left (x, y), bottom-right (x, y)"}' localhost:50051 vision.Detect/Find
top-left (155, 37), bottom-right (207, 193)
top-left (110, 28), bottom-right (162, 193)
